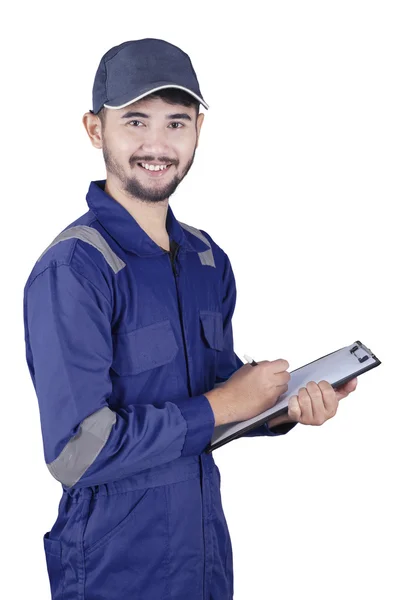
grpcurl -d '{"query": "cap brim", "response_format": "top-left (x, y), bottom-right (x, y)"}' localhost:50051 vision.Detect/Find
top-left (103, 83), bottom-right (209, 110)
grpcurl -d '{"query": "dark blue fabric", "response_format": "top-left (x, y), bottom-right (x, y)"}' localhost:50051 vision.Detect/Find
top-left (91, 38), bottom-right (208, 114)
top-left (23, 180), bottom-right (294, 599)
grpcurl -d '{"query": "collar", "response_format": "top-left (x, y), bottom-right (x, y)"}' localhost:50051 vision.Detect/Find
top-left (86, 179), bottom-right (209, 257)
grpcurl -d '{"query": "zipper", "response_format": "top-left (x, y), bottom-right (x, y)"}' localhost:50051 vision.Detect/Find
top-left (167, 243), bottom-right (192, 397)
top-left (168, 242), bottom-right (205, 599)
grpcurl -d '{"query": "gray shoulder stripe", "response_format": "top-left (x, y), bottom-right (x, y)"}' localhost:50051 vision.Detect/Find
top-left (179, 222), bottom-right (210, 246)
top-left (199, 249), bottom-right (215, 267)
top-left (179, 222), bottom-right (215, 268)
top-left (37, 226), bottom-right (126, 273)
top-left (47, 406), bottom-right (117, 488)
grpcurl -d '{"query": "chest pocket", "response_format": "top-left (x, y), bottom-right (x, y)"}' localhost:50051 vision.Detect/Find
top-left (112, 319), bottom-right (179, 376)
top-left (199, 310), bottom-right (224, 351)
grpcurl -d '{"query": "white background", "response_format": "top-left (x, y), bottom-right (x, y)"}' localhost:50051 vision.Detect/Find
top-left (2, 1), bottom-right (399, 598)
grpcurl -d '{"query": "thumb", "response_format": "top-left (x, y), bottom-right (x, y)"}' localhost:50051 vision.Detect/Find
top-left (288, 396), bottom-right (301, 422)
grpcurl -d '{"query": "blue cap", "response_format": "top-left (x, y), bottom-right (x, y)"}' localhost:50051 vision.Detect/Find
top-left (91, 38), bottom-right (209, 114)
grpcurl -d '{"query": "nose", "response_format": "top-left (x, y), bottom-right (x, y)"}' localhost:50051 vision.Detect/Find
top-left (140, 126), bottom-right (170, 154)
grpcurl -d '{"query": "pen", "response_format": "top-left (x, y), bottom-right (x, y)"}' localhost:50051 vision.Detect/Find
top-left (243, 354), bottom-right (258, 366)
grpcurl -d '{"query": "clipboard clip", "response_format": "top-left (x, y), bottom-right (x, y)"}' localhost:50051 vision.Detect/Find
top-left (350, 344), bottom-right (369, 363)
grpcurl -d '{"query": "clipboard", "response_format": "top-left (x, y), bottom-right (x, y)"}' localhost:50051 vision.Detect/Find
top-left (206, 340), bottom-right (381, 453)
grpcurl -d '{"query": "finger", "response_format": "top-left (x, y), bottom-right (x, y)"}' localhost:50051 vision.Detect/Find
top-left (270, 358), bottom-right (290, 372)
top-left (276, 370), bottom-right (291, 387)
top-left (342, 377), bottom-right (358, 393)
top-left (276, 383), bottom-right (289, 395)
top-left (335, 389), bottom-right (348, 402)
top-left (335, 377), bottom-right (358, 397)
top-left (297, 386), bottom-right (314, 423)
top-left (318, 380), bottom-right (338, 418)
top-left (305, 381), bottom-right (327, 425)
top-left (288, 395), bottom-right (301, 421)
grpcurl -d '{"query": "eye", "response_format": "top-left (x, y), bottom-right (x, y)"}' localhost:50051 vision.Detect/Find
top-left (127, 120), bottom-right (144, 127)
top-left (168, 122), bottom-right (184, 129)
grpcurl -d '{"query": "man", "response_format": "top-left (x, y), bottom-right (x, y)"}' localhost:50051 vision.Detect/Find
top-left (23, 38), bottom-right (357, 599)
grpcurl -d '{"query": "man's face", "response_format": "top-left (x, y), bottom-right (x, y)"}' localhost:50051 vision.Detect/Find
top-left (99, 97), bottom-right (204, 203)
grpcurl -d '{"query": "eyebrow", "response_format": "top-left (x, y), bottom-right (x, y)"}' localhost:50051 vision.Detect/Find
top-left (120, 111), bottom-right (192, 121)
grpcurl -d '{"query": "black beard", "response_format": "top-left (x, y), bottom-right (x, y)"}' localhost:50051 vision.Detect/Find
top-left (102, 142), bottom-right (197, 204)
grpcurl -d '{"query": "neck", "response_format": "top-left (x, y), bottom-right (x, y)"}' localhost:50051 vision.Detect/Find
top-left (104, 176), bottom-right (170, 251)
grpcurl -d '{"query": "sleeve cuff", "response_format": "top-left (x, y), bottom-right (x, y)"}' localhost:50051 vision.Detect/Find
top-left (174, 394), bottom-right (215, 456)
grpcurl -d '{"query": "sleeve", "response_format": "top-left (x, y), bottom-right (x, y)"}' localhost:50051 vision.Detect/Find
top-left (23, 264), bottom-right (215, 489)
top-left (215, 252), bottom-right (297, 438)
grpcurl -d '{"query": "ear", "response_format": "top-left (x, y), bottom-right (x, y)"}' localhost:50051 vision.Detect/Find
top-left (82, 111), bottom-right (103, 149)
top-left (195, 112), bottom-right (205, 148)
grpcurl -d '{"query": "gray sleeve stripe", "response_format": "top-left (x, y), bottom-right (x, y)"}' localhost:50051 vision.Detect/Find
top-left (179, 222), bottom-right (216, 268)
top-left (37, 226), bottom-right (126, 273)
top-left (47, 406), bottom-right (117, 488)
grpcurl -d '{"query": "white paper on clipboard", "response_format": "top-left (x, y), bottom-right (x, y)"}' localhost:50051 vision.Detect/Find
top-left (207, 340), bottom-right (381, 452)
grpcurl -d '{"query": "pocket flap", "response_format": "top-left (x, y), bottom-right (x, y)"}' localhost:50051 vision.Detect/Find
top-left (112, 319), bottom-right (179, 376)
top-left (43, 533), bottom-right (64, 597)
top-left (199, 310), bottom-right (224, 351)
top-left (43, 533), bottom-right (62, 557)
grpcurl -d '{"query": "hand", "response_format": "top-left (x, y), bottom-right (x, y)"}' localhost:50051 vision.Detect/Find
top-left (268, 377), bottom-right (358, 427)
top-left (205, 358), bottom-right (290, 426)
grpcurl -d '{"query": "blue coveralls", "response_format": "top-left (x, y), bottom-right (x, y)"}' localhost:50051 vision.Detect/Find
top-left (23, 180), bottom-right (293, 599)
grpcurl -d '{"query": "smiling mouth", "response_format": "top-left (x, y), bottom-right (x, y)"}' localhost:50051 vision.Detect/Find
top-left (137, 162), bottom-right (173, 176)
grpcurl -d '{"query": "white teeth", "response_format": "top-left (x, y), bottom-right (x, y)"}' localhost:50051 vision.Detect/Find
top-left (140, 163), bottom-right (169, 171)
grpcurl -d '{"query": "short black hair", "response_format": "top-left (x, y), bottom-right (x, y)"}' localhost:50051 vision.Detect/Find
top-left (144, 88), bottom-right (200, 114)
top-left (95, 88), bottom-right (200, 127)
